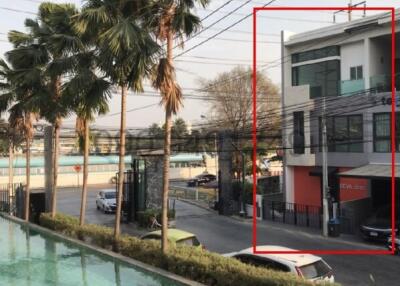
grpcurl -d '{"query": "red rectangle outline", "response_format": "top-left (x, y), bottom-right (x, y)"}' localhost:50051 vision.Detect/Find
top-left (252, 7), bottom-right (396, 255)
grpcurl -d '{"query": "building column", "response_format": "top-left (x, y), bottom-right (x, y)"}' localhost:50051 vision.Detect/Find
top-left (364, 38), bottom-right (371, 89)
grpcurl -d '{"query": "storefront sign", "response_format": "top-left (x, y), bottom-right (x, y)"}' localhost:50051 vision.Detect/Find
top-left (339, 176), bottom-right (369, 202)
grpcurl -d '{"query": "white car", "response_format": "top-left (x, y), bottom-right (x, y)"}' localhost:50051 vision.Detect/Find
top-left (224, 246), bottom-right (334, 283)
top-left (96, 190), bottom-right (117, 213)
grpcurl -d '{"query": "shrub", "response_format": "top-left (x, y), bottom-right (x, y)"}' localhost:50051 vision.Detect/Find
top-left (39, 213), bottom-right (336, 286)
top-left (137, 209), bottom-right (176, 228)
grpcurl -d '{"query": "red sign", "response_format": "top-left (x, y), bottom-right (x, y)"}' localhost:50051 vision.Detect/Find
top-left (73, 165), bottom-right (82, 173)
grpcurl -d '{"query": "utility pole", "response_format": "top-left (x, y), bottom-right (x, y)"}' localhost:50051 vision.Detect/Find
top-left (214, 132), bottom-right (218, 176)
top-left (240, 151), bottom-right (246, 217)
top-left (321, 96), bottom-right (329, 237)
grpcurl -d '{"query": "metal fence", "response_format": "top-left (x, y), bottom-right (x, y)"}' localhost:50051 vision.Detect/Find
top-left (263, 200), bottom-right (322, 229)
top-left (0, 184), bottom-right (21, 214)
top-left (169, 186), bottom-right (217, 203)
top-left (263, 200), bottom-right (358, 234)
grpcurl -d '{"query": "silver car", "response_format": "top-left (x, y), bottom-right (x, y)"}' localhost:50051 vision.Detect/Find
top-left (96, 190), bottom-right (117, 213)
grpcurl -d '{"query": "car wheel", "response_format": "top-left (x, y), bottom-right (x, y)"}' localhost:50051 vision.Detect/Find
top-left (97, 205), bottom-right (100, 210)
top-left (103, 206), bottom-right (108, 214)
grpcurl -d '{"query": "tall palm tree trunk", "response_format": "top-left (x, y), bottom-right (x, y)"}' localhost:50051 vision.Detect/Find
top-left (114, 85), bottom-right (127, 240)
top-left (8, 141), bottom-right (14, 215)
top-left (24, 135), bottom-right (31, 222)
top-left (161, 30), bottom-right (174, 253)
top-left (51, 122), bottom-right (60, 218)
top-left (79, 119), bottom-right (90, 226)
top-left (51, 77), bottom-right (62, 218)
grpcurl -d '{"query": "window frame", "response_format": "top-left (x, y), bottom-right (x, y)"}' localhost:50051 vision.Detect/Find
top-left (373, 112), bottom-right (399, 153)
top-left (319, 114), bottom-right (363, 153)
top-left (350, 65), bottom-right (363, 80)
top-left (293, 111), bottom-right (305, 154)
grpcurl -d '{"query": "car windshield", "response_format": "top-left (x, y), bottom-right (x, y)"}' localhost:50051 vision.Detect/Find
top-left (299, 260), bottom-right (331, 279)
top-left (104, 192), bottom-right (116, 199)
top-left (176, 236), bottom-right (200, 246)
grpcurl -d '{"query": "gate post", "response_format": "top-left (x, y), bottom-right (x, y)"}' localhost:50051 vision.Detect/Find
top-left (294, 204), bottom-right (297, 225)
top-left (306, 206), bottom-right (310, 227)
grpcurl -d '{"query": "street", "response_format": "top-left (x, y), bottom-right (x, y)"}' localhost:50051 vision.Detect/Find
top-left (58, 187), bottom-right (399, 286)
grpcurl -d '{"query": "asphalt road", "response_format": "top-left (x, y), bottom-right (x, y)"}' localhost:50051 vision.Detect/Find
top-left (57, 186), bottom-right (399, 286)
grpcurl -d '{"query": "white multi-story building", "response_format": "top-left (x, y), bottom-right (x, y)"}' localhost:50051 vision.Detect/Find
top-left (281, 10), bottom-right (400, 220)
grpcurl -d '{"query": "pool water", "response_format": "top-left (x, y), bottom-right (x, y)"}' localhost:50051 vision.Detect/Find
top-left (0, 217), bottom-right (183, 286)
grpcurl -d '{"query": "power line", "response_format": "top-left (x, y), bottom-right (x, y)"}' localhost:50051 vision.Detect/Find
top-left (174, 0), bottom-right (278, 58)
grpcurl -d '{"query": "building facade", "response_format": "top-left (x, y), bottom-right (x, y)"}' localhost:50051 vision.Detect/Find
top-left (281, 10), bottom-right (400, 221)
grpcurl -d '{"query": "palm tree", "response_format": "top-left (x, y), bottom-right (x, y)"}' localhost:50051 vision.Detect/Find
top-left (0, 44), bottom-right (46, 221)
top-left (14, 2), bottom-right (83, 218)
top-left (63, 51), bottom-right (111, 226)
top-left (146, 0), bottom-right (210, 253)
top-left (75, 0), bottom-right (159, 241)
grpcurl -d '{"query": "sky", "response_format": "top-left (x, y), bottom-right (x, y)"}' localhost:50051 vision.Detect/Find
top-left (0, 0), bottom-right (399, 129)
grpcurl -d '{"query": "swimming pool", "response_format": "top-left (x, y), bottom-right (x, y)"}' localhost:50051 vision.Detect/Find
top-left (0, 216), bottom-right (185, 286)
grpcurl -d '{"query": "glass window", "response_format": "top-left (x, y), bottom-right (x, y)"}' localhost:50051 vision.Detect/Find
top-left (350, 66), bottom-right (363, 80)
top-left (292, 46), bottom-right (340, 64)
top-left (177, 237), bottom-right (200, 247)
top-left (373, 113), bottom-right (400, 152)
top-left (320, 115), bottom-right (363, 152)
top-left (299, 260), bottom-right (331, 279)
top-left (292, 60), bottom-right (340, 98)
top-left (293, 111), bottom-right (305, 154)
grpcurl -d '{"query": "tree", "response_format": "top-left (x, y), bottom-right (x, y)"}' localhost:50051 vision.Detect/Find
top-left (172, 118), bottom-right (188, 138)
top-left (0, 41), bottom-right (46, 221)
top-left (63, 50), bottom-right (112, 226)
top-left (146, 0), bottom-right (210, 253)
top-left (200, 66), bottom-right (280, 177)
top-left (10, 2), bottom-right (84, 218)
top-left (75, 0), bottom-right (159, 241)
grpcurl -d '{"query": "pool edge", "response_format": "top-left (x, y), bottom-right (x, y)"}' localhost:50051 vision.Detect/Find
top-left (0, 213), bottom-right (205, 286)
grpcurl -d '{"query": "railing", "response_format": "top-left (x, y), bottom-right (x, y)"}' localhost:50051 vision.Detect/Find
top-left (169, 185), bottom-right (217, 204)
top-left (370, 73), bottom-right (400, 93)
top-left (340, 78), bottom-right (365, 95)
top-left (0, 183), bottom-right (21, 214)
top-left (263, 200), bottom-right (322, 229)
top-left (262, 200), bottom-right (359, 234)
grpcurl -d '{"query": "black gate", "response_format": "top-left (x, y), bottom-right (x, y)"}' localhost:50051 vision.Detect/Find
top-left (116, 159), bottom-right (147, 223)
top-left (0, 184), bottom-right (22, 215)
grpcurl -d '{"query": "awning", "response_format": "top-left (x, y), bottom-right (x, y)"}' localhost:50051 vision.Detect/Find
top-left (339, 164), bottom-right (400, 179)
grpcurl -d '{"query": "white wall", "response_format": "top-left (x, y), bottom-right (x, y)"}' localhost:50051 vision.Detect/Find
top-left (369, 37), bottom-right (391, 77)
top-left (0, 171), bottom-right (116, 188)
top-left (341, 40), bottom-right (364, 81)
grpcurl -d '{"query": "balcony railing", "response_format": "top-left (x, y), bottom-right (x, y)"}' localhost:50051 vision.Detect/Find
top-left (370, 73), bottom-right (400, 92)
top-left (340, 78), bottom-right (365, 95)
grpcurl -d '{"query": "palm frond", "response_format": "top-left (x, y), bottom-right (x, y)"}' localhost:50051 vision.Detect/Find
top-left (152, 58), bottom-right (182, 114)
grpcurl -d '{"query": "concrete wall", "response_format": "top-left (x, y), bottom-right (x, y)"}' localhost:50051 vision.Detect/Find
top-left (341, 40), bottom-right (364, 81)
top-left (283, 85), bottom-right (316, 167)
top-left (0, 171), bottom-right (116, 189)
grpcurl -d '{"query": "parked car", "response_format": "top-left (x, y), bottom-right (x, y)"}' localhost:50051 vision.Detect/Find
top-left (96, 189), bottom-right (117, 214)
top-left (360, 205), bottom-right (399, 242)
top-left (187, 174), bottom-right (216, 187)
top-left (141, 229), bottom-right (203, 249)
top-left (387, 235), bottom-right (400, 254)
top-left (224, 246), bottom-right (334, 283)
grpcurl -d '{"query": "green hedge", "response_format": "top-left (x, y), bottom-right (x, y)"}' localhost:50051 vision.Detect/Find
top-left (137, 209), bottom-right (176, 228)
top-left (39, 213), bottom-right (335, 286)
